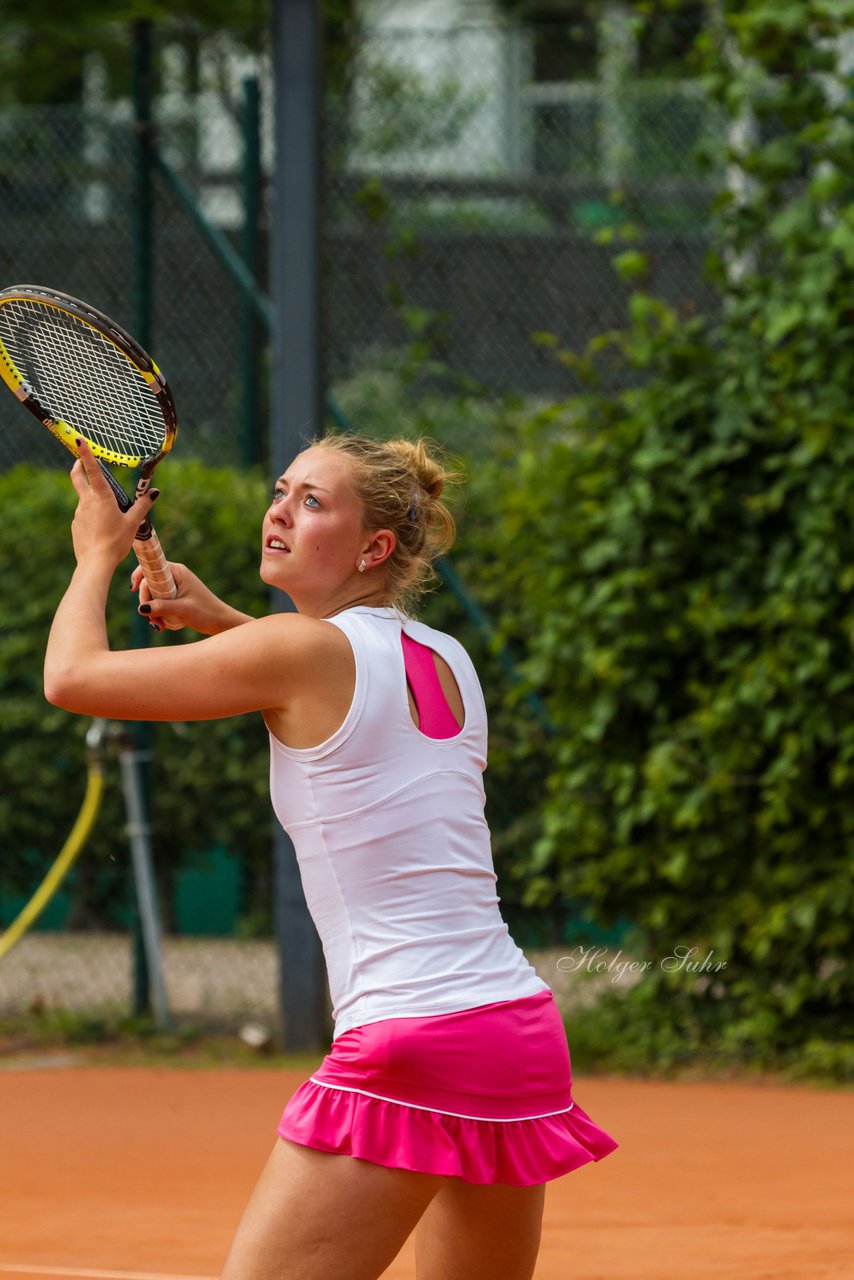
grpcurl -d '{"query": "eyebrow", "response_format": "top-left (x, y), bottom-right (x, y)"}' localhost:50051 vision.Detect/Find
top-left (275, 478), bottom-right (332, 494)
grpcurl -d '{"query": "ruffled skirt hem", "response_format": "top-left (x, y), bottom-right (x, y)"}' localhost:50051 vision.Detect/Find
top-left (277, 1078), bottom-right (619, 1187)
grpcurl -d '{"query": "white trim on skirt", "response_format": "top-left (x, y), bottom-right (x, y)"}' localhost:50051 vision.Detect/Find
top-left (307, 1076), bottom-right (576, 1123)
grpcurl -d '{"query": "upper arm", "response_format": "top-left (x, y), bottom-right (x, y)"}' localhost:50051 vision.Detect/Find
top-left (45, 613), bottom-right (341, 722)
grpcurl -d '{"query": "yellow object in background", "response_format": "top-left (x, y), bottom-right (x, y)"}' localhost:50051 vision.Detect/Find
top-left (0, 722), bottom-right (105, 961)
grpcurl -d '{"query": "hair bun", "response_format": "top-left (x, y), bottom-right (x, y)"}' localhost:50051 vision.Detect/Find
top-left (389, 438), bottom-right (449, 503)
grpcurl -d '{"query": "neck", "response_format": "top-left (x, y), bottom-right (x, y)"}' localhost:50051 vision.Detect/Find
top-left (323, 594), bottom-right (393, 620)
top-left (286, 587), bottom-right (393, 620)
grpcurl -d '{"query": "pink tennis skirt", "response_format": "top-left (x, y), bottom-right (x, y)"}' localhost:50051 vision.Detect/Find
top-left (277, 988), bottom-right (618, 1186)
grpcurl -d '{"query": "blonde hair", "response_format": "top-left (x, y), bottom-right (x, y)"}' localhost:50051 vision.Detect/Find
top-left (312, 433), bottom-right (463, 615)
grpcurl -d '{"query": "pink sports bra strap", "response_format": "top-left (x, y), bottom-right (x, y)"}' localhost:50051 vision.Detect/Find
top-left (401, 632), bottom-right (462, 739)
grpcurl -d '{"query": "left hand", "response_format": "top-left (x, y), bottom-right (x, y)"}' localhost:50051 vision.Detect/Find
top-left (69, 438), bottom-right (160, 571)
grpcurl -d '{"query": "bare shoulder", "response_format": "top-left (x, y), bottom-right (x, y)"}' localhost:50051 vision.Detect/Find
top-left (254, 612), bottom-right (356, 714)
top-left (261, 614), bottom-right (357, 748)
top-left (255, 611), bottom-right (354, 668)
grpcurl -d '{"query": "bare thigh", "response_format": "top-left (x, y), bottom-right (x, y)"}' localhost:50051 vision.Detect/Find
top-left (221, 1138), bottom-right (445, 1280)
top-left (414, 1179), bottom-right (546, 1280)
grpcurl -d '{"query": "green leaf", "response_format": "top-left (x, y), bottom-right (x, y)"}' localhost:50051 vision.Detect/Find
top-left (613, 250), bottom-right (650, 284)
top-left (765, 302), bottom-right (804, 345)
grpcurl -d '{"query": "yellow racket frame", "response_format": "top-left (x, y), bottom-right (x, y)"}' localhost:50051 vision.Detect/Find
top-left (0, 285), bottom-right (177, 470)
top-left (0, 284), bottom-right (180, 615)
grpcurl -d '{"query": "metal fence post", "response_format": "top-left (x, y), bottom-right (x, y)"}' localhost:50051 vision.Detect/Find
top-left (600, 3), bottom-right (638, 189)
top-left (118, 730), bottom-right (170, 1031)
top-left (241, 74), bottom-right (262, 468)
top-left (270, 0), bottom-right (327, 1052)
top-left (130, 16), bottom-right (157, 1020)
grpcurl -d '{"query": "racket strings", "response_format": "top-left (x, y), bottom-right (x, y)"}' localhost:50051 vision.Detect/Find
top-left (0, 298), bottom-right (166, 462)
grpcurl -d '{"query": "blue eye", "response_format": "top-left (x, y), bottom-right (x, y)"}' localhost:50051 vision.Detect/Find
top-left (271, 488), bottom-right (321, 508)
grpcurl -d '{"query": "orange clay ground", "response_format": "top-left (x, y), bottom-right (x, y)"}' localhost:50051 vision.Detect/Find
top-left (0, 1065), bottom-right (851, 1280)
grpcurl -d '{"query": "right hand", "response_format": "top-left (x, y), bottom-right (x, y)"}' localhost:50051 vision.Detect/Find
top-left (130, 562), bottom-right (244, 635)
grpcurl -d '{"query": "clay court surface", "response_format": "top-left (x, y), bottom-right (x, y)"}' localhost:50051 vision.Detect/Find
top-left (0, 1065), bottom-right (850, 1280)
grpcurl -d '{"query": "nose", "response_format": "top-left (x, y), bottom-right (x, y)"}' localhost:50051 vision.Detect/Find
top-left (269, 494), bottom-right (293, 525)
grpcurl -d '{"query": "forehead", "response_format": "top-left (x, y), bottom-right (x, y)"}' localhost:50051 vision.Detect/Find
top-left (281, 447), bottom-right (355, 492)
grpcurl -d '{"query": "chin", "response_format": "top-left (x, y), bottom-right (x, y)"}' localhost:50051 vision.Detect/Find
top-left (260, 559), bottom-right (295, 592)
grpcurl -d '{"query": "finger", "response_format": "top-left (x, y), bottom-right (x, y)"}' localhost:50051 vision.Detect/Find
top-left (138, 605), bottom-right (165, 632)
top-left (137, 600), bottom-right (173, 633)
top-left (69, 458), bottom-right (90, 498)
top-left (125, 487), bottom-right (160, 536)
top-left (75, 438), bottom-right (112, 494)
top-left (130, 566), bottom-right (150, 598)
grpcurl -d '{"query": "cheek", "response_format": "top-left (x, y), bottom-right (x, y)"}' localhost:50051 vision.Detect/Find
top-left (306, 535), bottom-right (341, 564)
top-left (316, 540), bottom-right (349, 562)
top-left (310, 518), bottom-right (358, 561)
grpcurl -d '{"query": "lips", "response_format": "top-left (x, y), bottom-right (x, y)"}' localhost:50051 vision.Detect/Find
top-left (265, 536), bottom-right (290, 552)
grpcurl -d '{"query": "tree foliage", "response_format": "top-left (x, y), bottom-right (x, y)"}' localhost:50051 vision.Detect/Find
top-left (0, 463), bottom-right (271, 929)
top-left (0, 0), bottom-right (264, 105)
top-left (0, 0), bottom-right (359, 106)
top-left (470, 0), bottom-right (854, 1063)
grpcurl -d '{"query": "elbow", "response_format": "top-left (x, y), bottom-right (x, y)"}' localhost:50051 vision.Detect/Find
top-left (44, 671), bottom-right (71, 710)
top-left (44, 665), bottom-right (86, 713)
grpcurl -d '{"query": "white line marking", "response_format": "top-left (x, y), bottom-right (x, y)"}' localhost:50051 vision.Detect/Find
top-left (0, 1267), bottom-right (216, 1280)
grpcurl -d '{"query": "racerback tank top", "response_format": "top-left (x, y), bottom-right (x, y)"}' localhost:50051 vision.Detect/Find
top-left (268, 605), bottom-right (549, 1040)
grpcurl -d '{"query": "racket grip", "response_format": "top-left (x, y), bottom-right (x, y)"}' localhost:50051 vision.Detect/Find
top-left (133, 527), bottom-right (182, 631)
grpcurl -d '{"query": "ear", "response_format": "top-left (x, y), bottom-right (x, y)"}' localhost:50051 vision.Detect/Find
top-left (361, 528), bottom-right (396, 570)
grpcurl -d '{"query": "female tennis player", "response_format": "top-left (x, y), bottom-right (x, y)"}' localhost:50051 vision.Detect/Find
top-left (46, 432), bottom-right (617, 1280)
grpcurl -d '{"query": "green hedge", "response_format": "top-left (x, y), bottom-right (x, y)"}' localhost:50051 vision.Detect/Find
top-left (456, 0), bottom-right (854, 1069)
top-left (0, 462), bottom-right (272, 929)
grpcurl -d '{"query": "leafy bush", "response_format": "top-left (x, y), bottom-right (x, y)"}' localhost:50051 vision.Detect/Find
top-left (564, 985), bottom-right (854, 1083)
top-left (467, 0), bottom-right (854, 1060)
top-left (0, 462), bottom-right (271, 929)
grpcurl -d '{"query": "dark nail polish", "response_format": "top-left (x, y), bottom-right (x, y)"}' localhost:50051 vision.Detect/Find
top-left (75, 437), bottom-right (83, 448)
top-left (139, 604), bottom-right (151, 615)
top-left (149, 489), bottom-right (160, 501)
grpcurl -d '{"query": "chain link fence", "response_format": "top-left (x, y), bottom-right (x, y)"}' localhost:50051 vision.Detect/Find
top-left (0, 13), bottom-right (730, 470)
top-left (0, 933), bottom-right (281, 1029)
top-left (0, 113), bottom-right (265, 469)
top-left (0, 932), bottom-right (631, 1035)
top-left (1, 11), bottom-right (725, 1030)
top-left (326, 13), bottom-right (726, 402)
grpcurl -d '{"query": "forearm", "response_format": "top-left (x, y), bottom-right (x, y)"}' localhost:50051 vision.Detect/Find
top-left (45, 558), bottom-right (114, 706)
top-left (132, 562), bottom-right (256, 634)
top-left (162, 575), bottom-right (255, 635)
top-left (200, 597), bottom-right (255, 635)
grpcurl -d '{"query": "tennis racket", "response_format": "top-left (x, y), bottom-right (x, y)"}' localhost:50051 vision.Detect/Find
top-left (0, 284), bottom-right (180, 624)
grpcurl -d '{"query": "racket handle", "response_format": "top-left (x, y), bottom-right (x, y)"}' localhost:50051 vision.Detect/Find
top-left (133, 528), bottom-right (182, 631)
top-left (97, 463), bottom-right (181, 631)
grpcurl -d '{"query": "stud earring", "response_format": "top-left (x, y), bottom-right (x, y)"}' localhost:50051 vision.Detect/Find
top-left (358, 559), bottom-right (366, 573)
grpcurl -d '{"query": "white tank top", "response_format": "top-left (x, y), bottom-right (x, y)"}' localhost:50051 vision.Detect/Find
top-left (268, 605), bottom-right (549, 1040)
